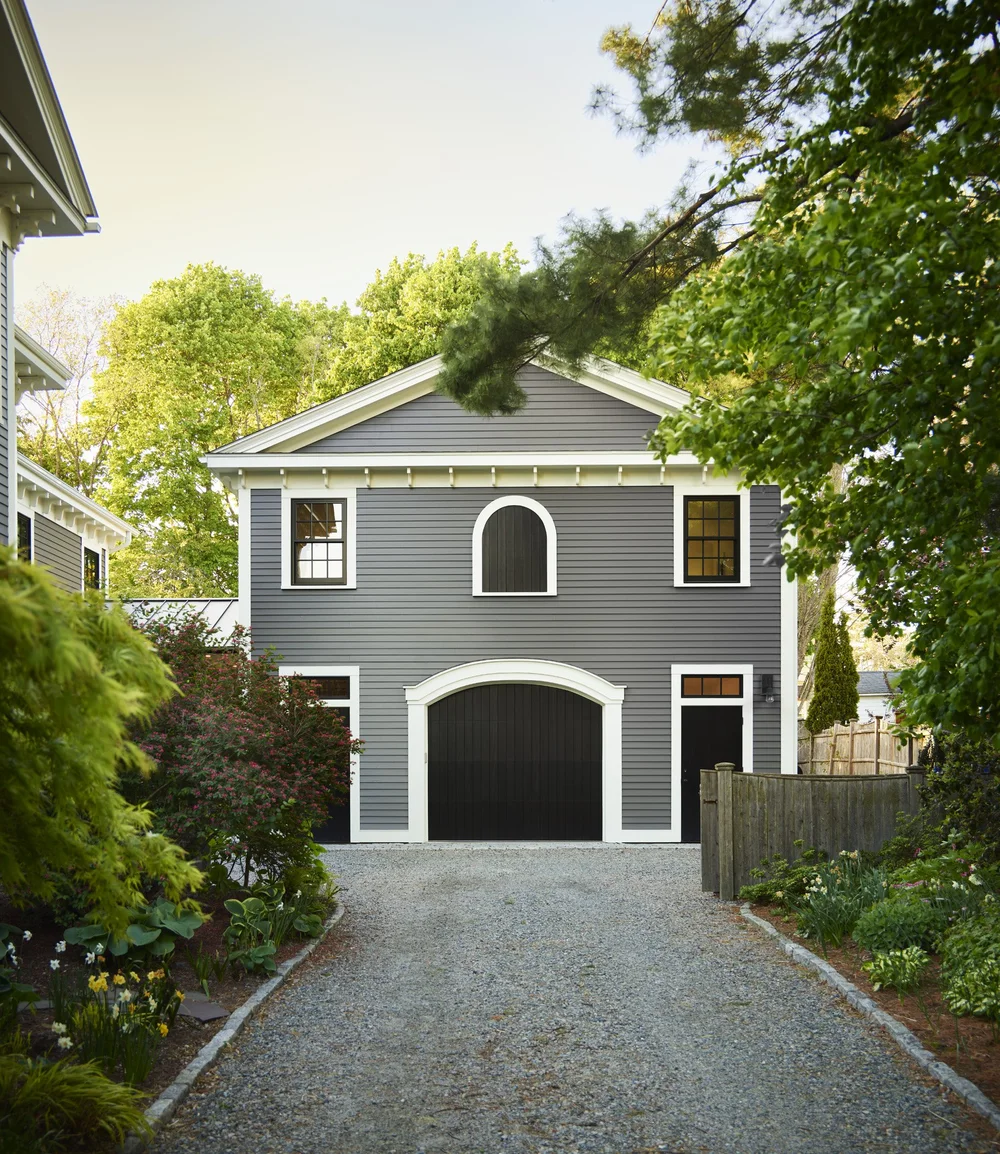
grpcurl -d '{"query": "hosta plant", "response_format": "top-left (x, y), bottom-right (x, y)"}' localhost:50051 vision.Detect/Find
top-left (862, 946), bottom-right (930, 1002)
top-left (65, 897), bottom-right (205, 963)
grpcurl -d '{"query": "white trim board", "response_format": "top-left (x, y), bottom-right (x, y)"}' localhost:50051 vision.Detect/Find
top-left (279, 487), bottom-right (357, 590)
top-left (672, 481), bottom-right (751, 588)
top-left (396, 659), bottom-right (627, 844)
top-left (670, 663), bottom-right (755, 843)
top-left (207, 354), bottom-right (691, 456)
top-left (277, 664), bottom-right (360, 843)
top-left (471, 494), bottom-right (557, 597)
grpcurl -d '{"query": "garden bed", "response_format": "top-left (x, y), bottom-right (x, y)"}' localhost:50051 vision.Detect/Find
top-left (749, 903), bottom-right (1000, 1110)
top-left (2, 888), bottom-right (328, 1102)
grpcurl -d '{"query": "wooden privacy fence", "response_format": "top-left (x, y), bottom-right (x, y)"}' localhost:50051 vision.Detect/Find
top-left (701, 766), bottom-right (926, 900)
top-left (797, 718), bottom-right (926, 775)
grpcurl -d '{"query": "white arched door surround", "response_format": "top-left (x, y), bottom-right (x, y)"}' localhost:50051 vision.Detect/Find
top-left (403, 659), bottom-right (626, 842)
top-left (472, 495), bottom-right (558, 596)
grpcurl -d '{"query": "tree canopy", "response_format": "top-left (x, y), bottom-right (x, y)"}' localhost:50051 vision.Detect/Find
top-left (47, 245), bottom-right (519, 596)
top-left (438, 0), bottom-right (1000, 738)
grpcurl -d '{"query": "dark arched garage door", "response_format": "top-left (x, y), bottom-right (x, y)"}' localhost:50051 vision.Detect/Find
top-left (428, 683), bottom-right (602, 840)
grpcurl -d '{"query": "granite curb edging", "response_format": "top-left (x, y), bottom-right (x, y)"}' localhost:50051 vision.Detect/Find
top-left (740, 903), bottom-right (1000, 1133)
top-left (122, 901), bottom-right (345, 1153)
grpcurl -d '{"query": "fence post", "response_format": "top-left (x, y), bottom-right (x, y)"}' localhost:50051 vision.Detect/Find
top-left (717, 767), bottom-right (735, 901)
top-left (828, 726), bottom-right (836, 775)
top-left (906, 766), bottom-right (927, 814)
top-left (809, 731), bottom-right (815, 775)
top-left (848, 722), bottom-right (855, 776)
top-left (873, 716), bottom-right (881, 775)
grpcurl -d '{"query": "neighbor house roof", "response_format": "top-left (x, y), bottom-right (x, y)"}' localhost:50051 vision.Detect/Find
top-left (857, 671), bottom-right (899, 696)
top-left (13, 324), bottom-right (71, 398)
top-left (0, 0), bottom-right (99, 239)
top-left (17, 453), bottom-right (133, 548)
top-left (205, 353), bottom-right (692, 460)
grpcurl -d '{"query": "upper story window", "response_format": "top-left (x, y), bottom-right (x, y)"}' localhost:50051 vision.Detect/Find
top-left (683, 495), bottom-right (740, 583)
top-left (280, 490), bottom-right (357, 591)
top-left (292, 499), bottom-right (347, 585)
top-left (83, 547), bottom-right (101, 590)
top-left (472, 495), bottom-right (557, 597)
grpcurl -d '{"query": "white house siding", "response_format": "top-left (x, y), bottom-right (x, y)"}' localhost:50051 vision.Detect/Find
top-left (249, 484), bottom-right (784, 834)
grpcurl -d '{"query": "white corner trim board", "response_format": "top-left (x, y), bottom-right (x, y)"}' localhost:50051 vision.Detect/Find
top-left (393, 659), bottom-right (627, 844)
top-left (779, 555), bottom-right (799, 774)
top-left (672, 482), bottom-right (751, 588)
top-left (471, 494), bottom-right (558, 597)
top-left (670, 664), bottom-right (754, 841)
top-left (279, 487), bottom-right (357, 590)
top-left (277, 665), bottom-right (361, 841)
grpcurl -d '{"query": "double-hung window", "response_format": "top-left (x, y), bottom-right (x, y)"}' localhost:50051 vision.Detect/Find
top-left (292, 499), bottom-right (347, 586)
top-left (684, 496), bottom-right (739, 583)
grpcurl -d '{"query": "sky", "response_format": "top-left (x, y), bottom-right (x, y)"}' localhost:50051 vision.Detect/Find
top-left (15, 0), bottom-right (714, 311)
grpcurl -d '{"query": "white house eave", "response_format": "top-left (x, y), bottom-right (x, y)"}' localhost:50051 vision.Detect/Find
top-left (17, 453), bottom-right (134, 547)
top-left (206, 354), bottom-right (690, 458)
top-left (1, 0), bottom-right (98, 219)
top-left (204, 450), bottom-right (706, 472)
top-left (14, 324), bottom-right (70, 397)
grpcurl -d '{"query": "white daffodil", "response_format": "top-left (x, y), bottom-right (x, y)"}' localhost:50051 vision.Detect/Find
top-left (49, 958), bottom-right (60, 971)
top-left (54, 940), bottom-right (66, 953)
top-left (85, 952), bottom-right (96, 966)
top-left (21, 930), bottom-right (31, 942)
top-left (52, 1021), bottom-right (67, 1035)
top-left (57, 1036), bottom-right (73, 1051)
top-left (95, 943), bottom-right (105, 954)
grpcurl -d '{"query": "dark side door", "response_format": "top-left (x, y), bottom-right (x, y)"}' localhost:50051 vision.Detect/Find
top-left (680, 705), bottom-right (743, 843)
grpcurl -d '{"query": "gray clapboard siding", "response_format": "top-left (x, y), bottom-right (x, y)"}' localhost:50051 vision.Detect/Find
top-left (0, 245), bottom-right (8, 545)
top-left (34, 513), bottom-right (82, 591)
top-left (250, 484), bottom-right (783, 832)
top-left (295, 365), bottom-right (659, 454)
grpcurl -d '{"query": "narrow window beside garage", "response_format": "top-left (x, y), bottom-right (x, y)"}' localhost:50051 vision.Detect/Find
top-left (83, 546), bottom-right (101, 590)
top-left (292, 499), bottom-right (347, 585)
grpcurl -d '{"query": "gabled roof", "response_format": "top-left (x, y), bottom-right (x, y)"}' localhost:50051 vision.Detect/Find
top-left (0, 0), bottom-right (98, 239)
top-left (208, 354), bottom-right (690, 457)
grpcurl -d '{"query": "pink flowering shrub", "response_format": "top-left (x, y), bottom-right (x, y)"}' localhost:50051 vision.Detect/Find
top-left (131, 617), bottom-right (358, 886)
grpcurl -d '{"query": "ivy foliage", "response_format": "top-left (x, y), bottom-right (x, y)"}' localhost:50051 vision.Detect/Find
top-left (440, 0), bottom-right (1000, 737)
top-left (0, 550), bottom-right (202, 933)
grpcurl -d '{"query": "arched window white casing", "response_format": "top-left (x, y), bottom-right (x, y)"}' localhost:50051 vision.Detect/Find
top-left (471, 494), bottom-right (557, 597)
top-left (403, 659), bottom-right (627, 842)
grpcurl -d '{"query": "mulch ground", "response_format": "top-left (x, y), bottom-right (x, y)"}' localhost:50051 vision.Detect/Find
top-left (748, 904), bottom-right (1000, 1110)
top-left (2, 890), bottom-right (329, 1100)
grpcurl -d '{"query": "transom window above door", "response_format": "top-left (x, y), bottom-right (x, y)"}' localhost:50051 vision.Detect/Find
top-left (681, 674), bottom-right (744, 697)
top-left (684, 496), bottom-right (739, 582)
top-left (472, 495), bottom-right (557, 597)
top-left (292, 499), bottom-right (346, 585)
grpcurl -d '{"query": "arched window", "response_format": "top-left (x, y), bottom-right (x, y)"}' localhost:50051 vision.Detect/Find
top-left (472, 496), bottom-right (557, 596)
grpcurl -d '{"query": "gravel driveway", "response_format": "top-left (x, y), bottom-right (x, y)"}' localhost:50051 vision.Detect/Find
top-left (157, 845), bottom-right (989, 1154)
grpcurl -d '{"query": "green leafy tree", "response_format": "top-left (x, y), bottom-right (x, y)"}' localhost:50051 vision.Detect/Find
top-left (318, 244), bottom-right (523, 402)
top-left (0, 549), bottom-right (202, 933)
top-left (440, 0), bottom-right (1000, 737)
top-left (88, 263), bottom-right (344, 596)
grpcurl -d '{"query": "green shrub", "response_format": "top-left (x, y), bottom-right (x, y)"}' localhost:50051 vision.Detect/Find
top-left (64, 897), bottom-right (205, 965)
top-left (852, 895), bottom-right (948, 953)
top-left (0, 1053), bottom-right (151, 1153)
top-left (738, 842), bottom-right (828, 907)
top-left (789, 853), bottom-right (889, 950)
top-left (0, 549), bottom-right (202, 933)
top-left (862, 946), bottom-right (930, 1001)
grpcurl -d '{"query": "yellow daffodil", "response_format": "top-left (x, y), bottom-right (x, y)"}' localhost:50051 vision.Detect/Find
top-left (88, 974), bottom-right (108, 993)
top-left (112, 973), bottom-right (126, 986)
top-left (158, 1022), bottom-right (169, 1037)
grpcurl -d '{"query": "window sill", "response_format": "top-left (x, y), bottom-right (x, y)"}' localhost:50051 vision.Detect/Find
top-left (280, 582), bottom-right (357, 591)
top-left (673, 580), bottom-right (750, 589)
top-left (472, 590), bottom-right (557, 598)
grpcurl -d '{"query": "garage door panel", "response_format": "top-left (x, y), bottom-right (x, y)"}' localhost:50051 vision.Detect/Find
top-left (428, 684), bottom-right (601, 840)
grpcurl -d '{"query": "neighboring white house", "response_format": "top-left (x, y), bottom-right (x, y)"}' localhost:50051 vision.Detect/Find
top-left (857, 670), bottom-right (901, 722)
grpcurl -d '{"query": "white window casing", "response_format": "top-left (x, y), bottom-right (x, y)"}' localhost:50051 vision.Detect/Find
top-left (471, 494), bottom-right (557, 597)
top-left (673, 483), bottom-right (751, 588)
top-left (280, 487), bottom-right (357, 590)
top-left (277, 664), bottom-right (361, 842)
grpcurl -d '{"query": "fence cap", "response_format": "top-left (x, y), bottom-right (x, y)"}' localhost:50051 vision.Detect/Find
top-left (714, 762), bottom-right (737, 771)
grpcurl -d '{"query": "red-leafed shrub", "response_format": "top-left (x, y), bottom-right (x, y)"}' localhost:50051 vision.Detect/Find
top-left (129, 616), bottom-right (359, 887)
